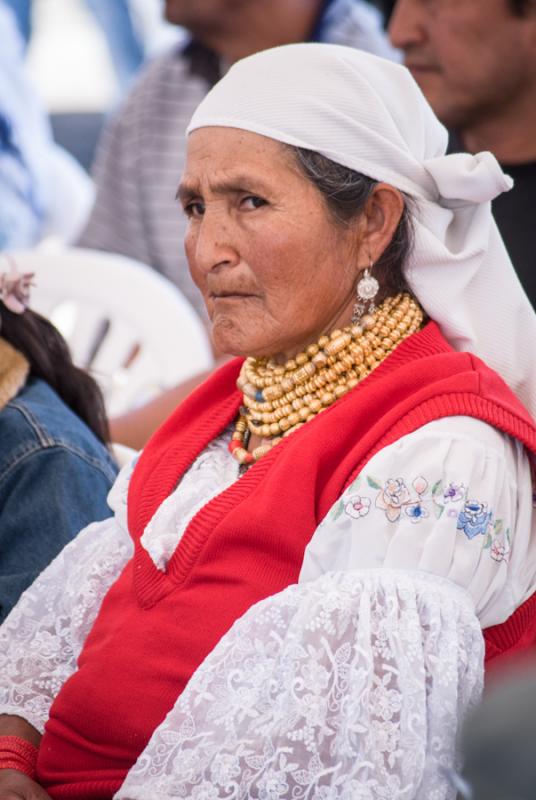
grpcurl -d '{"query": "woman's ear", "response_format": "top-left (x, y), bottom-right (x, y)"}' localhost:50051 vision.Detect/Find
top-left (357, 183), bottom-right (404, 269)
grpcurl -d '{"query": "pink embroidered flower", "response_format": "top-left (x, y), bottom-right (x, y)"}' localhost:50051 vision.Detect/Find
top-left (490, 538), bottom-right (510, 563)
top-left (344, 495), bottom-right (371, 519)
top-left (375, 478), bottom-right (410, 522)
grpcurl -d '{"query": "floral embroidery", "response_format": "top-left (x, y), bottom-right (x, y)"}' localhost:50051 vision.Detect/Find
top-left (483, 519), bottom-right (511, 564)
top-left (405, 502), bottom-right (429, 523)
top-left (443, 482), bottom-right (465, 503)
top-left (456, 501), bottom-right (492, 540)
top-left (344, 495), bottom-right (371, 519)
top-left (490, 539), bottom-right (510, 563)
top-left (373, 475), bottom-right (430, 523)
top-left (328, 472), bottom-right (509, 565)
top-left (375, 478), bottom-right (411, 522)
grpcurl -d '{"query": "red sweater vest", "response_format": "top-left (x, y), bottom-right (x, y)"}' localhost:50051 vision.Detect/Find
top-left (36, 323), bottom-right (536, 799)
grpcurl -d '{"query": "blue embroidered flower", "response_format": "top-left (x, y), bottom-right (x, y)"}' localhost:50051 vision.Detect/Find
top-left (405, 502), bottom-right (429, 523)
top-left (456, 500), bottom-right (492, 539)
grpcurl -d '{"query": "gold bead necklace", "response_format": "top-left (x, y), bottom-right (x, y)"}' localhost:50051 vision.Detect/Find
top-left (228, 293), bottom-right (423, 466)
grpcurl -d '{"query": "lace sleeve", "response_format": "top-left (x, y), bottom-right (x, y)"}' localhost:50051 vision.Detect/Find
top-left (0, 468), bottom-right (134, 733)
top-left (117, 569), bottom-right (483, 800)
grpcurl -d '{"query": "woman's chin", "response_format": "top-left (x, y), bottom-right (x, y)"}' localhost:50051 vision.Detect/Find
top-left (211, 320), bottom-right (278, 360)
top-left (211, 318), bottom-right (251, 358)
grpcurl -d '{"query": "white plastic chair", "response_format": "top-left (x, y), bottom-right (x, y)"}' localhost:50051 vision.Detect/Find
top-left (8, 247), bottom-right (213, 416)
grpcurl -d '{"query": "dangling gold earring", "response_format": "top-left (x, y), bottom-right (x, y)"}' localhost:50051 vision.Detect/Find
top-left (351, 260), bottom-right (379, 324)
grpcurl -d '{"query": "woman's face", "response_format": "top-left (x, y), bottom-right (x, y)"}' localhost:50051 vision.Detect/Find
top-left (180, 128), bottom-right (363, 361)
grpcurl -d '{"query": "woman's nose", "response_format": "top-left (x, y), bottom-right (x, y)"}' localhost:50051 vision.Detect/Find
top-left (192, 211), bottom-right (239, 274)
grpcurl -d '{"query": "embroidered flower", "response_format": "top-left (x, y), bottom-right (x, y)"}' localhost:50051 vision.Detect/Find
top-left (189, 780), bottom-right (221, 800)
top-left (443, 482), bottom-right (465, 503)
top-left (210, 753), bottom-right (241, 787)
top-left (257, 768), bottom-right (289, 800)
top-left (301, 661), bottom-right (330, 694)
top-left (344, 495), bottom-right (371, 519)
top-left (371, 678), bottom-right (403, 721)
top-left (490, 538), bottom-right (510, 563)
top-left (404, 502), bottom-right (429, 523)
top-left (456, 500), bottom-right (492, 539)
top-left (375, 478), bottom-right (411, 522)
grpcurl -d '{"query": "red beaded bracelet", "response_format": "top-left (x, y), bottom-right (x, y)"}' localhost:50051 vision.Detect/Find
top-left (0, 735), bottom-right (38, 778)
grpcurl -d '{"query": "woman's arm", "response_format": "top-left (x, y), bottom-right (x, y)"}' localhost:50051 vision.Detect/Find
top-left (301, 416), bottom-right (535, 628)
top-left (0, 459), bottom-right (135, 734)
top-left (0, 716), bottom-right (40, 746)
top-left (117, 569), bottom-right (483, 799)
top-left (0, 461), bottom-right (134, 796)
top-left (0, 716), bottom-right (50, 799)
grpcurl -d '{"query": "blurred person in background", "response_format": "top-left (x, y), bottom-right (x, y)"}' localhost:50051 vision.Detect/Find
top-left (0, 0), bottom-right (94, 249)
top-left (4, 0), bottom-right (146, 93)
top-left (0, 258), bottom-right (117, 623)
top-left (79, 0), bottom-right (399, 322)
top-left (451, 659), bottom-right (536, 800)
top-left (389, 0), bottom-right (536, 309)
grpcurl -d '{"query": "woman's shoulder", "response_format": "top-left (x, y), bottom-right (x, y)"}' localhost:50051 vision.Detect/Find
top-left (0, 377), bottom-right (117, 481)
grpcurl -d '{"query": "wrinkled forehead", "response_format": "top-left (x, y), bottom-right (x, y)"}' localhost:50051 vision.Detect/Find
top-left (186, 43), bottom-right (448, 201)
top-left (179, 127), bottom-right (301, 201)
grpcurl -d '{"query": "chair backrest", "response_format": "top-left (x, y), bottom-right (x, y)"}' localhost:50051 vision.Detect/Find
top-left (8, 247), bottom-right (213, 415)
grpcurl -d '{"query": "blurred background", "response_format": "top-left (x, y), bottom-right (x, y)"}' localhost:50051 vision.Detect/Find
top-left (14, 0), bottom-right (181, 170)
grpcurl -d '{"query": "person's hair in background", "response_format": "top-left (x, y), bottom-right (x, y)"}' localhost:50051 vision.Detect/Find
top-left (0, 304), bottom-right (109, 444)
top-left (509, 0), bottom-right (534, 14)
top-left (0, 262), bottom-right (117, 623)
top-left (292, 147), bottom-right (415, 303)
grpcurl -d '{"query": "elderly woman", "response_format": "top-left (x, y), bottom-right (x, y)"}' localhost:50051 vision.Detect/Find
top-left (1, 43), bottom-right (536, 800)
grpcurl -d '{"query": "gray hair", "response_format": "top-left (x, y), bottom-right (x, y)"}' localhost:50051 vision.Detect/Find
top-left (291, 146), bottom-right (414, 302)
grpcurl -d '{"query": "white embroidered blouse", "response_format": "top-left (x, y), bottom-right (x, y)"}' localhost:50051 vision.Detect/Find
top-left (0, 416), bottom-right (535, 799)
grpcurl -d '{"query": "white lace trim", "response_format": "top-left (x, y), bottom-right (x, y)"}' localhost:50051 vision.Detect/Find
top-left (117, 569), bottom-right (483, 800)
top-left (140, 427), bottom-right (237, 571)
top-left (0, 517), bottom-right (132, 733)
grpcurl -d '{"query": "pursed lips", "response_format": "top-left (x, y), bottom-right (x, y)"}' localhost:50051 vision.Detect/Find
top-left (210, 291), bottom-right (258, 300)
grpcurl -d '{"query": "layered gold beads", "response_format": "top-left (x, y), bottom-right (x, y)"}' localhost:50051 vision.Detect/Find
top-left (230, 293), bottom-right (423, 467)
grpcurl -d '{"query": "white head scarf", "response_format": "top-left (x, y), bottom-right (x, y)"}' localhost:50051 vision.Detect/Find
top-left (187, 43), bottom-right (536, 419)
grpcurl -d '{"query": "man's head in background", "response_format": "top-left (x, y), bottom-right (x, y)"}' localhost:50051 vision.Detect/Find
top-left (388, 0), bottom-right (536, 160)
top-left (163, 0), bottom-right (324, 62)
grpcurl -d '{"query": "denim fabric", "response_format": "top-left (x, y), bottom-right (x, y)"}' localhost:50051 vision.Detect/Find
top-left (0, 378), bottom-right (118, 622)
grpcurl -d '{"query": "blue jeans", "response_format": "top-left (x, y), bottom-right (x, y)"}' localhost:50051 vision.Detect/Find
top-left (0, 378), bottom-right (118, 621)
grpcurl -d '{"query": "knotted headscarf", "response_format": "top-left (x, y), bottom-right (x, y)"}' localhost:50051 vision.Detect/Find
top-left (187, 43), bottom-right (536, 419)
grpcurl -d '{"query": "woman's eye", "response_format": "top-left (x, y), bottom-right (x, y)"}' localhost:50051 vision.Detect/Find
top-left (241, 195), bottom-right (267, 210)
top-left (183, 201), bottom-right (205, 218)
